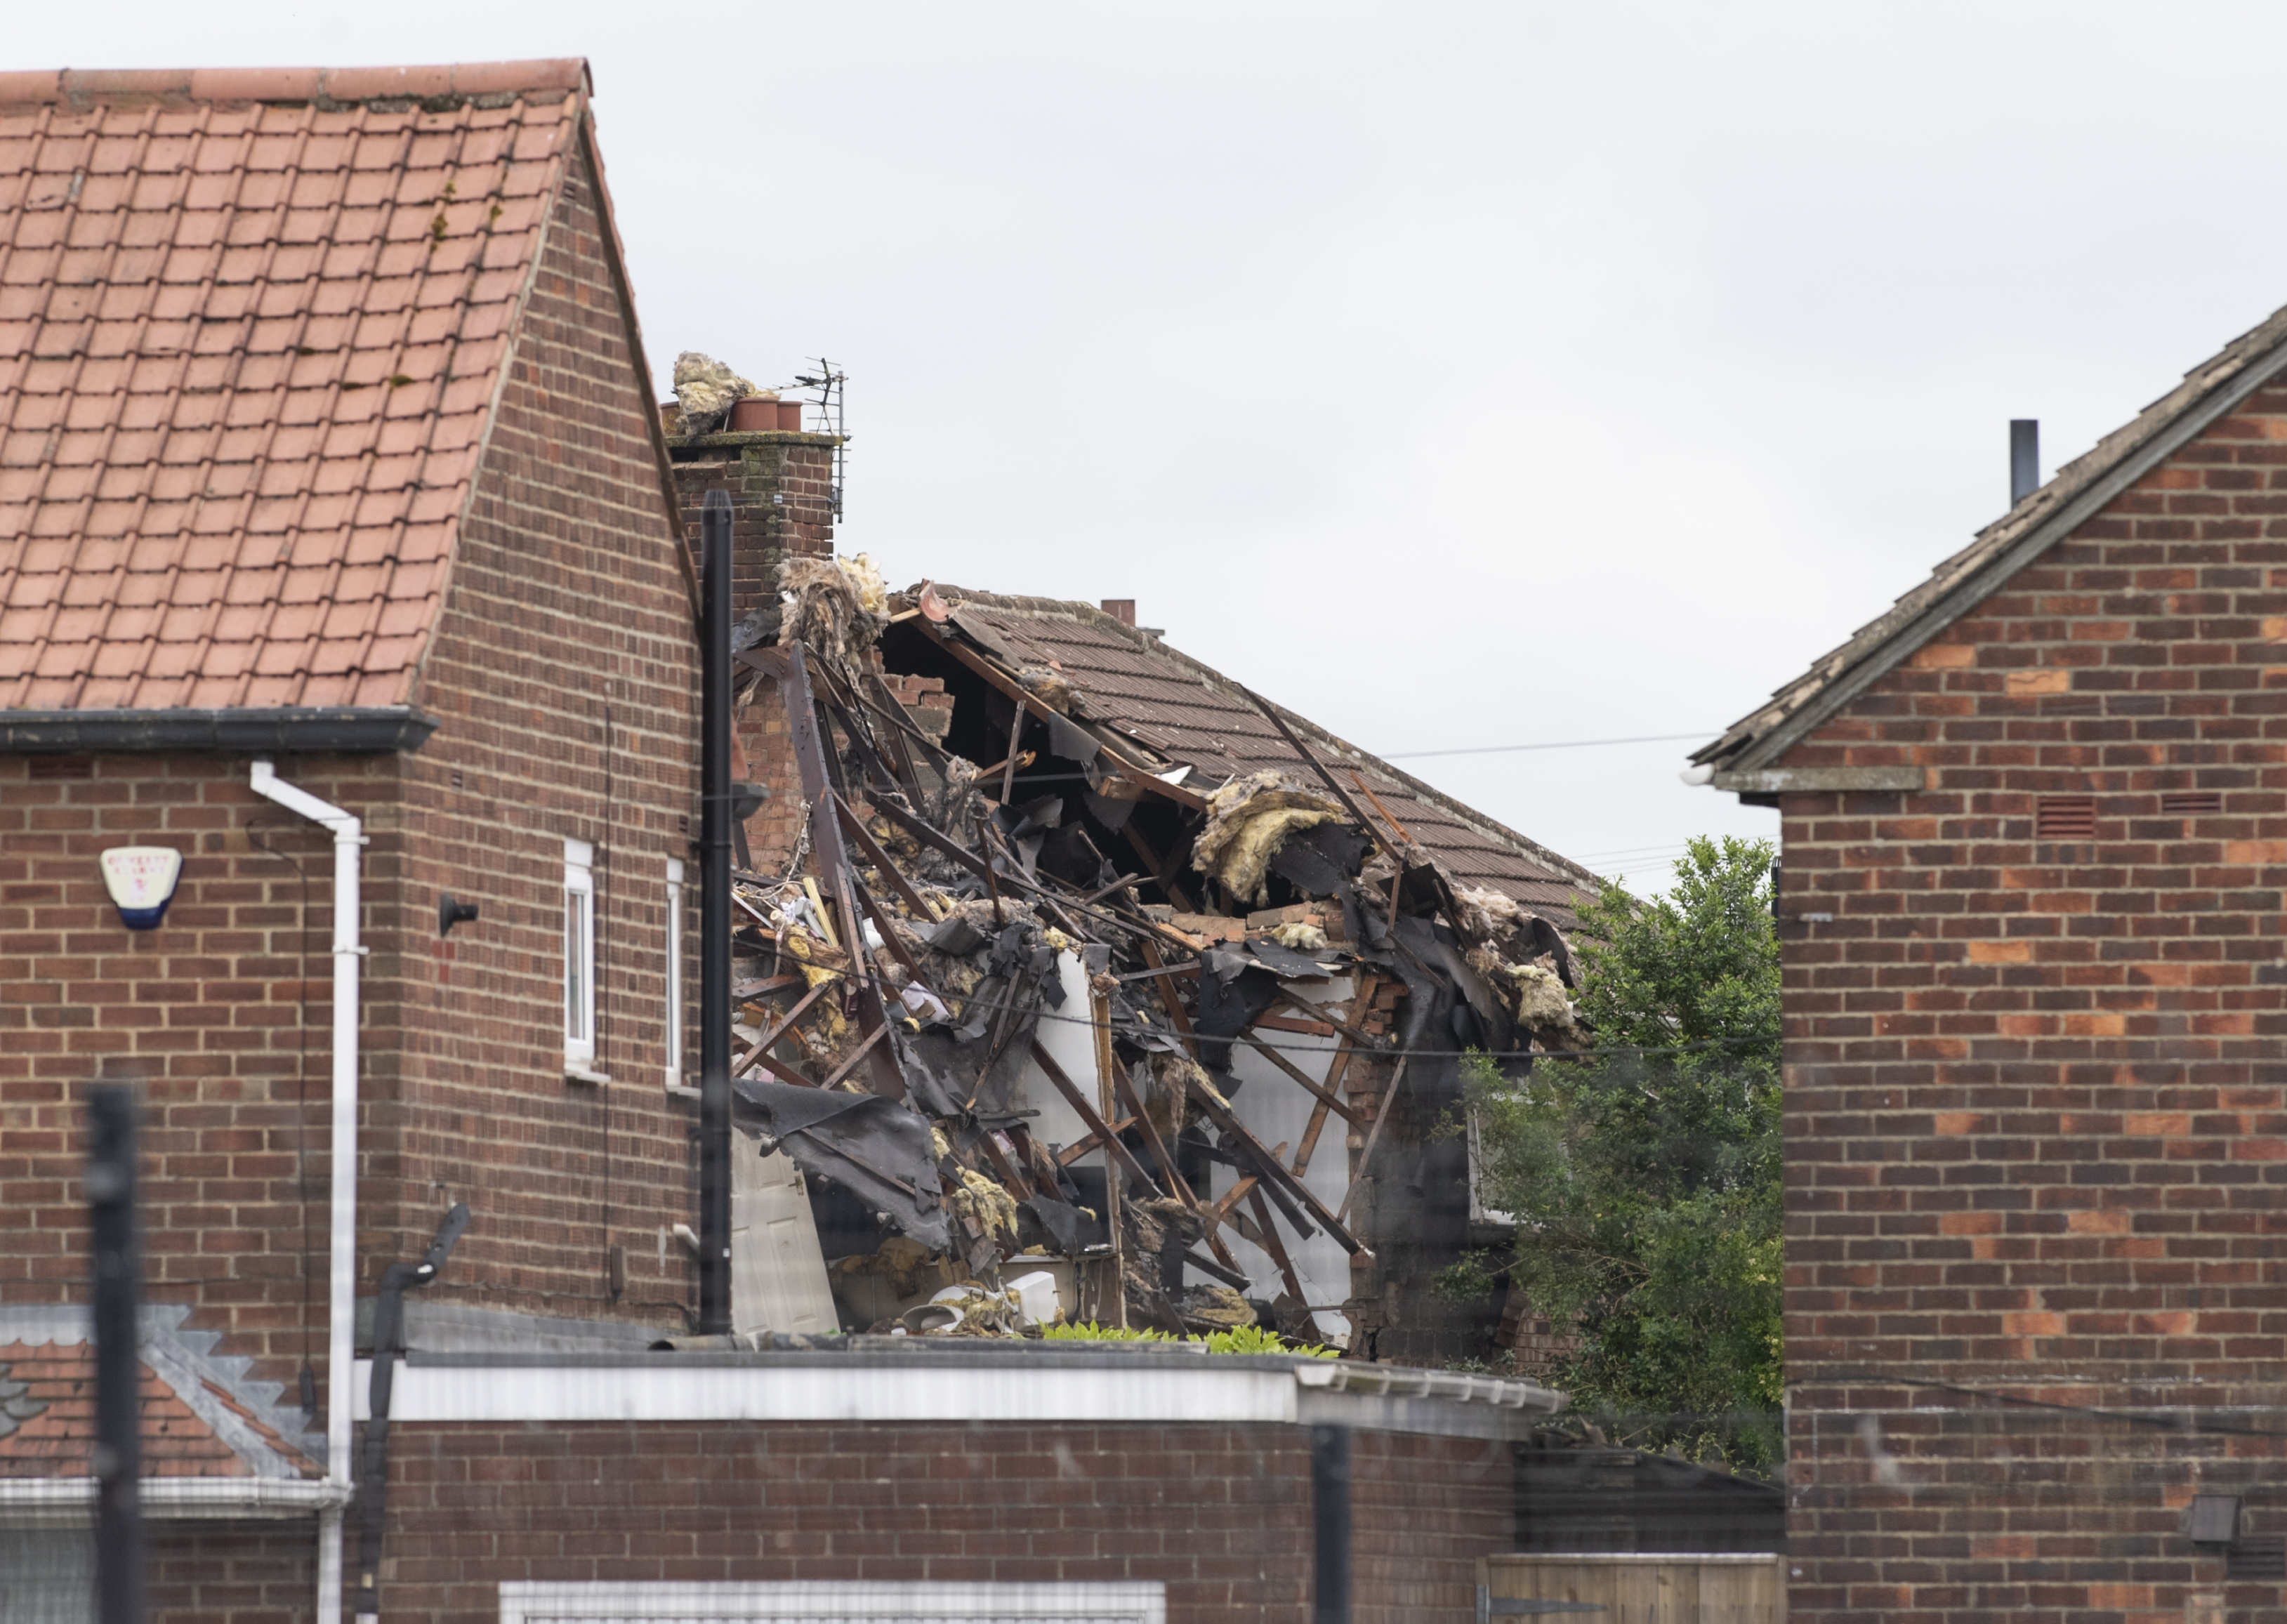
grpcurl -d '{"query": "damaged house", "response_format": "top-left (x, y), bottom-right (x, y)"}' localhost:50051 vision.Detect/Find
top-left (659, 377), bottom-right (1606, 1359)
top-left (0, 56), bottom-right (1630, 1624)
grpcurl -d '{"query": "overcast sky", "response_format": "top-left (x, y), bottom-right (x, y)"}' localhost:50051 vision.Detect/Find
top-left (18, 2), bottom-right (2287, 894)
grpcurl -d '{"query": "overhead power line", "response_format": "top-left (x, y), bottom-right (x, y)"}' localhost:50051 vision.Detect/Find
top-left (1379, 731), bottom-right (1715, 760)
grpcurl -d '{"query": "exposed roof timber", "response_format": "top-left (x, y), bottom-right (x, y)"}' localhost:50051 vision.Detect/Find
top-left (1695, 316), bottom-right (2287, 774)
top-left (935, 589), bottom-right (1607, 899)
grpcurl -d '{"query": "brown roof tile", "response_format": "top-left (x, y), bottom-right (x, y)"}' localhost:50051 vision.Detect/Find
top-left (0, 1342), bottom-right (289, 1479)
top-left (916, 589), bottom-right (1605, 930)
top-left (0, 60), bottom-right (595, 713)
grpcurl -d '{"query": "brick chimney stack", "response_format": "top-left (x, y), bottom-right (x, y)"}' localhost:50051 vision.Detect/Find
top-left (664, 396), bottom-right (845, 871)
top-left (1100, 599), bottom-right (1135, 626)
top-left (665, 399), bottom-right (843, 622)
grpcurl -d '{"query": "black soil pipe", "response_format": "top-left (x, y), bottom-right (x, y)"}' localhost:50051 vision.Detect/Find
top-left (698, 488), bottom-right (734, 1333)
top-left (88, 1084), bottom-right (145, 1624)
top-left (352, 1203), bottom-right (468, 1624)
top-left (1311, 1422), bottom-right (1352, 1624)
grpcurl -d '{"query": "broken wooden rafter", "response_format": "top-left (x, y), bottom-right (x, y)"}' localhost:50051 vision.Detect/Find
top-left (819, 1024), bottom-right (889, 1090)
top-left (1030, 1041), bottom-right (1161, 1196)
top-left (1120, 820), bottom-right (1199, 915)
top-left (1055, 1116), bottom-right (1140, 1168)
top-left (1234, 682), bottom-right (1401, 870)
top-left (1178, 1070), bottom-right (1366, 1257)
top-left (1239, 1036), bottom-right (1362, 1129)
top-left (1255, 1011), bottom-right (1335, 1038)
top-left (872, 796), bottom-right (991, 880)
top-left (733, 979), bottom-right (832, 1081)
top-left (762, 642), bottom-right (904, 1097)
top-left (1108, 1055), bottom-right (1246, 1276)
top-left (832, 793), bottom-right (943, 930)
top-left (921, 622), bottom-right (1208, 811)
top-left (1246, 1184), bottom-right (1324, 1344)
top-left (1138, 938), bottom-right (1202, 1062)
top-left (1270, 986), bottom-right (1385, 1052)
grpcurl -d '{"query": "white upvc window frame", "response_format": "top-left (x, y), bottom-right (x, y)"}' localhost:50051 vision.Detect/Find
top-left (663, 857), bottom-right (685, 1088)
top-left (565, 838), bottom-right (597, 1069)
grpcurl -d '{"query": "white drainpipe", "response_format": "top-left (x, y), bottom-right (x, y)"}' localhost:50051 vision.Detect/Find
top-left (249, 760), bottom-right (364, 1624)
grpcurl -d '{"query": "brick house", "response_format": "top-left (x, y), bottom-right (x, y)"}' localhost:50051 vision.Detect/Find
top-left (0, 57), bottom-right (701, 1616)
top-left (0, 56), bottom-right (1602, 1624)
top-left (664, 425), bottom-right (1607, 1368)
top-left (1692, 308), bottom-right (2287, 1620)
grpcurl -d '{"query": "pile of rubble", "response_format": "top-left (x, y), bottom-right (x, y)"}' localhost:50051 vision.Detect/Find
top-left (720, 559), bottom-right (1583, 1346)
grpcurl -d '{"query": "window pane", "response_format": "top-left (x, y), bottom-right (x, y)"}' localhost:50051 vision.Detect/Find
top-left (664, 883), bottom-right (683, 1076)
top-left (565, 886), bottom-right (588, 1043)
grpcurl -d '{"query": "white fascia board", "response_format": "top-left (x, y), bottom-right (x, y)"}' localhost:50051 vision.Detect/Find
top-left (1711, 766), bottom-right (1926, 794)
top-left (356, 1361), bottom-right (1303, 1427)
top-left (354, 1359), bottom-right (1564, 1438)
top-left (0, 1477), bottom-right (350, 1526)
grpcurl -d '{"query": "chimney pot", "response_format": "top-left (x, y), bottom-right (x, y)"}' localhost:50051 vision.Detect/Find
top-left (2010, 419), bottom-right (2039, 507)
top-left (1101, 600), bottom-right (1136, 626)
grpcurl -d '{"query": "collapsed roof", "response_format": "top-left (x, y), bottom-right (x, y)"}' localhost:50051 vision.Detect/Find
top-left (713, 559), bottom-right (1601, 1347)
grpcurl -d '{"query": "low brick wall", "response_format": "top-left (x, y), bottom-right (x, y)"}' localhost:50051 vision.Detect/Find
top-left (366, 1419), bottom-right (1508, 1624)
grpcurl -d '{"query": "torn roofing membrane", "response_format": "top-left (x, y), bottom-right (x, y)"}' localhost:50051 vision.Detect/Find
top-left (715, 567), bottom-right (1602, 1347)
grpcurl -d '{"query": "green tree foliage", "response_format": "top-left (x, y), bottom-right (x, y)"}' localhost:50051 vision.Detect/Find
top-left (1454, 836), bottom-right (1782, 1465)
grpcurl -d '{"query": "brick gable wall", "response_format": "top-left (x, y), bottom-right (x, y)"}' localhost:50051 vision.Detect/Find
top-left (387, 141), bottom-right (697, 1329)
top-left (0, 133), bottom-right (702, 1431)
top-left (1770, 381), bottom-right (2287, 1620)
top-left (0, 753), bottom-right (400, 1404)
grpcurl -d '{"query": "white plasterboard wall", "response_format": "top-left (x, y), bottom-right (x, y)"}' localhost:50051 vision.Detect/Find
top-left (1215, 973), bottom-right (1354, 1347)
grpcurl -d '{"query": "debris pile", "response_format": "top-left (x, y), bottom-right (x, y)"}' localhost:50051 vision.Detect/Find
top-left (717, 570), bottom-right (1585, 1348)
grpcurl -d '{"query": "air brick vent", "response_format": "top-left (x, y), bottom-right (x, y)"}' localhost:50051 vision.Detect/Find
top-left (2161, 791), bottom-right (2222, 817)
top-left (2036, 796), bottom-right (2097, 841)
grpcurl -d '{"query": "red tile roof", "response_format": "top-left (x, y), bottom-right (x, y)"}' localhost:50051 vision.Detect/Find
top-left (0, 61), bottom-right (595, 711)
top-left (0, 1341), bottom-right (314, 1478)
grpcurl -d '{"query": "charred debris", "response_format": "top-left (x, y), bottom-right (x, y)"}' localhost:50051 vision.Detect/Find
top-left (705, 555), bottom-right (1586, 1352)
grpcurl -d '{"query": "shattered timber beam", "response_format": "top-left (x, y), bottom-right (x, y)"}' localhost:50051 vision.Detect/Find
top-left (1235, 682), bottom-right (1402, 871)
top-left (919, 622), bottom-right (1209, 811)
top-left (1107, 1055), bottom-right (1247, 1276)
top-left (741, 644), bottom-right (905, 1099)
top-left (1181, 1070), bottom-right (1369, 1257)
top-left (1029, 1041), bottom-right (1161, 1196)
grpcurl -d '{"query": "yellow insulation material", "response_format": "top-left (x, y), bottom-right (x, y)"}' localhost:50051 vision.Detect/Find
top-left (1190, 770), bottom-right (1343, 906)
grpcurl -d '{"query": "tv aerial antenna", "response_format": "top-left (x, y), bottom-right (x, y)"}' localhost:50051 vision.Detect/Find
top-left (791, 359), bottom-right (847, 522)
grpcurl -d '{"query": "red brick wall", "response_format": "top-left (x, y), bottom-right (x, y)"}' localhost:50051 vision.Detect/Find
top-left (669, 435), bottom-right (838, 622)
top-left (151, 1522), bottom-right (314, 1624)
top-left (388, 142), bottom-right (697, 1329)
top-left (0, 751), bottom-right (400, 1398)
top-left (0, 138), bottom-right (704, 1419)
top-left (1769, 381), bottom-right (2287, 1620)
top-left (369, 1418), bottom-right (1506, 1624)
top-left (666, 439), bottom-right (838, 873)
